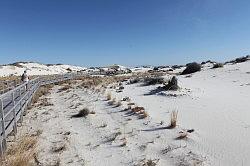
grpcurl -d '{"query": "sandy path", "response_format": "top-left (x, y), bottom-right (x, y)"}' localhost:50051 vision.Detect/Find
top-left (18, 84), bottom-right (206, 166)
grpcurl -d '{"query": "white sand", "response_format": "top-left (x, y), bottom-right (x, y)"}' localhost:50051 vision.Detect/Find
top-left (111, 61), bottom-right (250, 166)
top-left (0, 62), bottom-right (86, 76)
top-left (15, 61), bottom-right (250, 166)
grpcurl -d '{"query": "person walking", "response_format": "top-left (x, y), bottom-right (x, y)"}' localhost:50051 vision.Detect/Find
top-left (21, 70), bottom-right (29, 90)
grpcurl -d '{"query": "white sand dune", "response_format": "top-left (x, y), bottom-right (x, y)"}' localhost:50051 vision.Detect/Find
top-left (11, 60), bottom-right (250, 166)
top-left (0, 62), bottom-right (86, 76)
top-left (111, 61), bottom-right (250, 165)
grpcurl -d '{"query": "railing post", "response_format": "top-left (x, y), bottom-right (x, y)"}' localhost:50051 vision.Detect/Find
top-left (19, 87), bottom-right (21, 97)
top-left (12, 92), bottom-right (17, 138)
top-left (19, 98), bottom-right (23, 124)
top-left (0, 99), bottom-right (7, 155)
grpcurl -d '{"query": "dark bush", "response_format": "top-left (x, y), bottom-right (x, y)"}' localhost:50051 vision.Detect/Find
top-left (163, 76), bottom-right (179, 90)
top-left (153, 67), bottom-right (159, 71)
top-left (226, 55), bottom-right (250, 64)
top-left (71, 108), bottom-right (90, 118)
top-left (181, 62), bottom-right (201, 75)
top-left (172, 65), bottom-right (183, 69)
top-left (235, 56), bottom-right (249, 63)
top-left (143, 77), bottom-right (165, 86)
top-left (213, 63), bottom-right (224, 68)
top-left (128, 78), bottom-right (141, 84)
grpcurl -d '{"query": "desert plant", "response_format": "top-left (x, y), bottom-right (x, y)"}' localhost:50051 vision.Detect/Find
top-left (181, 62), bottom-right (201, 75)
top-left (58, 84), bottom-right (72, 92)
top-left (213, 63), bottom-right (224, 68)
top-left (115, 101), bottom-right (122, 107)
top-left (128, 78), bottom-right (141, 84)
top-left (38, 98), bottom-right (53, 107)
top-left (136, 159), bottom-right (159, 166)
top-left (143, 77), bottom-right (165, 86)
top-left (119, 138), bottom-right (127, 147)
top-left (30, 85), bottom-right (53, 106)
top-left (169, 110), bottom-right (178, 128)
top-left (122, 97), bottom-right (130, 101)
top-left (139, 111), bottom-right (149, 119)
top-left (107, 93), bottom-right (112, 100)
top-left (71, 108), bottom-right (90, 118)
top-left (163, 76), bottom-right (179, 91)
top-left (108, 98), bottom-right (116, 105)
top-left (132, 106), bottom-right (145, 113)
top-left (51, 143), bottom-right (66, 153)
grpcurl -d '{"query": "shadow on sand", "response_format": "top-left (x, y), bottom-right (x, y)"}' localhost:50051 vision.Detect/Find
top-left (143, 87), bottom-right (165, 96)
top-left (141, 125), bottom-right (175, 132)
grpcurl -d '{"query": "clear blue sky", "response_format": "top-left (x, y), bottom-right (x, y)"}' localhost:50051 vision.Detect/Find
top-left (0, 0), bottom-right (250, 67)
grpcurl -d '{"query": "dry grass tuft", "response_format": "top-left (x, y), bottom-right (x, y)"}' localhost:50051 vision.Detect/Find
top-left (136, 159), bottom-right (159, 166)
top-left (169, 110), bottom-right (178, 128)
top-left (51, 143), bottom-right (66, 153)
top-left (38, 98), bottom-right (53, 107)
top-left (119, 138), bottom-right (127, 147)
top-left (58, 84), bottom-right (72, 93)
top-left (89, 111), bottom-right (96, 114)
top-left (2, 136), bottom-right (37, 166)
top-left (127, 102), bottom-right (135, 106)
top-left (107, 92), bottom-right (112, 100)
top-left (115, 101), bottom-right (122, 107)
top-left (108, 98), bottom-right (116, 106)
top-left (132, 106), bottom-right (145, 113)
top-left (139, 111), bottom-right (149, 119)
top-left (30, 85), bottom-right (53, 107)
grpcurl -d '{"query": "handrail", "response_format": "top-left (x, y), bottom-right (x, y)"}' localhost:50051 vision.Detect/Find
top-left (0, 77), bottom-right (39, 99)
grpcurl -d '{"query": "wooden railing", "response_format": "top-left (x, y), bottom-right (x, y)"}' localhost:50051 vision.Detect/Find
top-left (0, 80), bottom-right (22, 95)
top-left (0, 73), bottom-right (84, 155)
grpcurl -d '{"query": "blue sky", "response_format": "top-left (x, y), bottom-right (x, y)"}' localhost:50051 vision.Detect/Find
top-left (0, 0), bottom-right (250, 67)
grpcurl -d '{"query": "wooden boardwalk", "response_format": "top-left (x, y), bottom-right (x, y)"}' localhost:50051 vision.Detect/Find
top-left (0, 73), bottom-right (83, 155)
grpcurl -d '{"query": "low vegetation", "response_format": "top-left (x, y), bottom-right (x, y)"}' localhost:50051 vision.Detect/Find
top-left (107, 93), bottom-right (112, 100)
top-left (108, 98), bottom-right (116, 106)
top-left (169, 110), bottom-right (178, 128)
top-left (163, 76), bottom-right (179, 91)
top-left (143, 77), bottom-right (165, 86)
top-left (31, 84), bottom-right (54, 106)
top-left (181, 62), bottom-right (201, 75)
top-left (213, 63), bottom-right (224, 68)
top-left (2, 135), bottom-right (37, 166)
top-left (71, 108), bottom-right (90, 118)
top-left (226, 55), bottom-right (250, 64)
top-left (58, 84), bottom-right (72, 92)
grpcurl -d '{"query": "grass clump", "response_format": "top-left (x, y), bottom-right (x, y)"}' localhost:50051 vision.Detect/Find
top-left (139, 111), bottom-right (149, 119)
top-left (115, 101), bottom-right (122, 107)
top-left (169, 110), bottom-right (178, 128)
top-left (143, 77), bottom-right (165, 86)
top-left (163, 76), bottom-right (179, 91)
top-left (108, 98), bottom-right (116, 106)
top-left (132, 106), bottom-right (145, 113)
top-left (31, 85), bottom-right (53, 106)
top-left (107, 93), bottom-right (112, 100)
top-left (2, 136), bottom-right (37, 166)
top-left (58, 84), bottom-right (72, 93)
